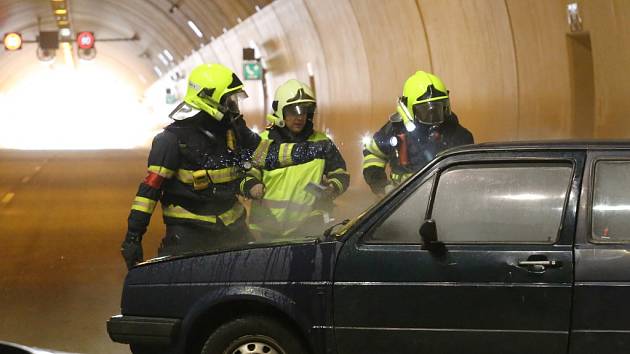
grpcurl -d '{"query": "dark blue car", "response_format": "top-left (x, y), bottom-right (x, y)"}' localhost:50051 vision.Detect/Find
top-left (108, 141), bottom-right (630, 354)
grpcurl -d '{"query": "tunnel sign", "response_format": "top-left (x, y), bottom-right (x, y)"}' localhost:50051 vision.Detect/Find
top-left (243, 61), bottom-right (262, 80)
top-left (76, 31), bottom-right (95, 49)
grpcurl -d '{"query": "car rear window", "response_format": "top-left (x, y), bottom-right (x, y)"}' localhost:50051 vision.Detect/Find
top-left (592, 161), bottom-right (630, 242)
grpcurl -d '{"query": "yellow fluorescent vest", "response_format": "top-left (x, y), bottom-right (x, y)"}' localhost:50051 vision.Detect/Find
top-left (249, 131), bottom-right (328, 236)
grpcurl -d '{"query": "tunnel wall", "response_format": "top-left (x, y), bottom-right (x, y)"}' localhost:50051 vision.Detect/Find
top-left (147, 0), bottom-right (630, 186)
top-left (581, 0), bottom-right (630, 138)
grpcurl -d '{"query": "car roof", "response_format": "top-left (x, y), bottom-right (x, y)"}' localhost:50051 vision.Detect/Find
top-left (441, 140), bottom-right (630, 156)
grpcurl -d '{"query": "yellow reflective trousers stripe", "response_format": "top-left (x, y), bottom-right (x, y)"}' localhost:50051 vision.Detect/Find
top-left (162, 202), bottom-right (245, 226)
top-left (131, 196), bottom-right (157, 214)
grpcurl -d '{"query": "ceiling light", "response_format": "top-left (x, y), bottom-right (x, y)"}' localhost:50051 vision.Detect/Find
top-left (187, 20), bottom-right (203, 38)
top-left (154, 66), bottom-right (163, 77)
top-left (163, 49), bottom-right (173, 61)
top-left (157, 53), bottom-right (168, 66)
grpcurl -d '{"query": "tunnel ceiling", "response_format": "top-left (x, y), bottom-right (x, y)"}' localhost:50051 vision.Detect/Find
top-left (0, 0), bottom-right (272, 89)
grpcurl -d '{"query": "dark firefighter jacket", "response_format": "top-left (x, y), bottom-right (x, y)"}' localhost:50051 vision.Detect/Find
top-left (363, 112), bottom-right (474, 194)
top-left (127, 112), bottom-right (334, 236)
top-left (247, 122), bottom-right (350, 236)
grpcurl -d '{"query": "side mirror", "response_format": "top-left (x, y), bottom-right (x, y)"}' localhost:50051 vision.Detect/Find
top-left (419, 219), bottom-right (446, 255)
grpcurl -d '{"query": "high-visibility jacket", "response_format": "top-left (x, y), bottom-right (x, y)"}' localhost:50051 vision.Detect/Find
top-left (127, 112), bottom-right (334, 237)
top-left (363, 112), bottom-right (474, 194)
top-left (248, 126), bottom-right (349, 237)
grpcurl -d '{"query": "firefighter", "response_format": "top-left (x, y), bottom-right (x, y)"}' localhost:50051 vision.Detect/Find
top-left (121, 64), bottom-right (336, 269)
top-left (247, 79), bottom-right (349, 238)
top-left (363, 70), bottom-right (474, 195)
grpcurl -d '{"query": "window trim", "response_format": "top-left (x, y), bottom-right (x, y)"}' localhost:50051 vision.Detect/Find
top-left (588, 158), bottom-right (630, 244)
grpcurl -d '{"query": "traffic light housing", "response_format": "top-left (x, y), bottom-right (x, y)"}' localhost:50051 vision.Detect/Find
top-left (38, 31), bottom-right (59, 50)
top-left (3, 32), bottom-right (22, 50)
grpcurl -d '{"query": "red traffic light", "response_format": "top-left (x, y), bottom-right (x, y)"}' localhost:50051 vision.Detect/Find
top-left (4, 32), bottom-right (22, 50)
top-left (76, 31), bottom-right (95, 49)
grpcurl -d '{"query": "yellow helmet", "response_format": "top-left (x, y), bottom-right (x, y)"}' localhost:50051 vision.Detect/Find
top-left (183, 63), bottom-right (247, 120)
top-left (267, 79), bottom-right (316, 127)
top-left (401, 71), bottom-right (450, 125)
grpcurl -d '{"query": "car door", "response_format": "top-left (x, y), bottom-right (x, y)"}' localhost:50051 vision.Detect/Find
top-left (333, 150), bottom-right (584, 354)
top-left (571, 150), bottom-right (630, 354)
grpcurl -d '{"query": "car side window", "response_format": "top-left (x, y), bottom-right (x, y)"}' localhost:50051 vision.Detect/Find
top-left (432, 163), bottom-right (572, 244)
top-left (592, 161), bottom-right (630, 242)
top-left (364, 176), bottom-right (435, 244)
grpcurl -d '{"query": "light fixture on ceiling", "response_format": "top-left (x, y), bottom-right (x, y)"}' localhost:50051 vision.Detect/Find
top-left (157, 53), bottom-right (169, 66)
top-left (567, 2), bottom-right (583, 32)
top-left (163, 49), bottom-right (174, 62)
top-left (187, 20), bottom-right (203, 38)
top-left (59, 28), bottom-right (71, 37)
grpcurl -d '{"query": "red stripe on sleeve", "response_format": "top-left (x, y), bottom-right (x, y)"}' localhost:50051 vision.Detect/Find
top-left (143, 172), bottom-right (164, 189)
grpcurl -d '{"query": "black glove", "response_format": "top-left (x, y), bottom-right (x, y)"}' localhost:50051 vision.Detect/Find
top-left (223, 110), bottom-right (242, 123)
top-left (230, 115), bottom-right (261, 150)
top-left (322, 183), bottom-right (338, 200)
top-left (121, 231), bottom-right (143, 270)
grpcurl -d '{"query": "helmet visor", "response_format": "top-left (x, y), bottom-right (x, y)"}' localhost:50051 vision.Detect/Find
top-left (283, 102), bottom-right (316, 119)
top-left (222, 91), bottom-right (248, 114)
top-left (413, 100), bottom-right (447, 125)
top-left (197, 89), bottom-right (248, 114)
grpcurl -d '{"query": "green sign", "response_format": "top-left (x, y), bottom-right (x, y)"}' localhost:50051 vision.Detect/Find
top-left (243, 61), bottom-right (263, 80)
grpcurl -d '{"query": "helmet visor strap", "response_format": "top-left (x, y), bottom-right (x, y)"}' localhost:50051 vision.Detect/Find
top-left (283, 103), bottom-right (315, 119)
top-left (413, 100), bottom-right (447, 125)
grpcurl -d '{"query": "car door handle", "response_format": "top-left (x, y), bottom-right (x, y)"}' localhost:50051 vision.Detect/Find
top-left (517, 260), bottom-right (562, 273)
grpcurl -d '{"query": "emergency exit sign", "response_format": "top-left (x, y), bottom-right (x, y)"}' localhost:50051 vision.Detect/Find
top-left (243, 61), bottom-right (262, 80)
